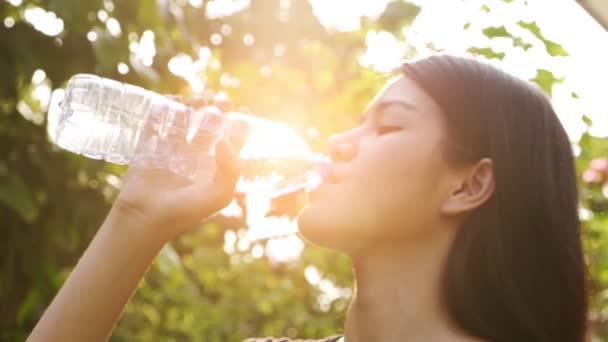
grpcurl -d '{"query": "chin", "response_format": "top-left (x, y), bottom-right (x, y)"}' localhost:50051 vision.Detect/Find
top-left (298, 203), bottom-right (338, 247)
top-left (297, 203), bottom-right (363, 253)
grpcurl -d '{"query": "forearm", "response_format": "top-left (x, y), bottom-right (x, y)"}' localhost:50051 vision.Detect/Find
top-left (28, 209), bottom-right (167, 342)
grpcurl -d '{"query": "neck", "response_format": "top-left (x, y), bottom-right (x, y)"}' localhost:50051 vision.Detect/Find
top-left (344, 227), bottom-right (471, 342)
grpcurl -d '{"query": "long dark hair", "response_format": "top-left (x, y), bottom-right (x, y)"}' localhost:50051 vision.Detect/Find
top-left (402, 55), bottom-right (588, 342)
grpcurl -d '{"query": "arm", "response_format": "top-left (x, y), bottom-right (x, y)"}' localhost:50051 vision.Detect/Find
top-left (27, 209), bottom-right (165, 341)
top-left (28, 137), bottom-right (240, 341)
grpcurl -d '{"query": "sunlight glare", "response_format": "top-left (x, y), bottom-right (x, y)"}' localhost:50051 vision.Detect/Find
top-left (87, 31), bottom-right (98, 42)
top-left (220, 73), bottom-right (241, 88)
top-left (117, 62), bottom-right (129, 75)
top-left (98, 10), bottom-right (108, 22)
top-left (23, 7), bottom-right (63, 36)
top-left (31, 70), bottom-right (46, 85)
top-left (403, 0), bottom-right (608, 141)
top-left (223, 230), bottom-right (237, 254)
top-left (137, 30), bottom-right (156, 67)
top-left (106, 17), bottom-right (121, 37)
top-left (167, 53), bottom-right (206, 93)
top-left (309, 0), bottom-right (391, 32)
top-left (251, 244), bottom-right (264, 258)
top-left (359, 31), bottom-right (405, 72)
top-left (265, 235), bottom-right (304, 263)
top-left (33, 84), bottom-right (51, 112)
top-left (315, 278), bottom-right (351, 312)
top-left (219, 199), bottom-right (243, 217)
top-left (206, 0), bottom-right (250, 20)
top-left (189, 0), bottom-right (203, 8)
top-left (210, 33), bottom-right (223, 45)
top-left (104, 0), bottom-right (115, 12)
top-left (4, 17), bottom-right (15, 28)
top-left (245, 193), bottom-right (298, 240)
top-left (304, 265), bottom-right (321, 285)
top-left (243, 33), bottom-right (255, 46)
top-left (237, 236), bottom-right (251, 252)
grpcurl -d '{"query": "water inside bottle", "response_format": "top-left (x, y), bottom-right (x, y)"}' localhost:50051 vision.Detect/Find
top-left (223, 112), bottom-right (328, 197)
top-left (237, 157), bottom-right (327, 197)
top-left (48, 74), bottom-right (329, 199)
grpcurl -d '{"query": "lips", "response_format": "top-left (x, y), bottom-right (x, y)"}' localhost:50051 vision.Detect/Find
top-left (307, 163), bottom-right (349, 202)
top-left (325, 167), bottom-right (341, 184)
top-left (321, 163), bottom-right (348, 185)
top-left (308, 165), bottom-right (341, 200)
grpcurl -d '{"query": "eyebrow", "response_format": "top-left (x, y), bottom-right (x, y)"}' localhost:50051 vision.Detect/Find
top-left (362, 99), bottom-right (418, 123)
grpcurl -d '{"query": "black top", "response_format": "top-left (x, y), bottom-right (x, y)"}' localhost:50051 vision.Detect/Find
top-left (242, 336), bottom-right (342, 342)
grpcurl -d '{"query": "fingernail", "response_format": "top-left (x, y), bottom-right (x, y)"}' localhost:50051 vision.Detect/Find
top-left (214, 99), bottom-right (233, 113)
top-left (164, 94), bottom-right (183, 101)
top-left (187, 95), bottom-right (207, 108)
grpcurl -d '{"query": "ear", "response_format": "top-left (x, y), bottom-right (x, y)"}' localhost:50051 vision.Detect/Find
top-left (440, 158), bottom-right (495, 216)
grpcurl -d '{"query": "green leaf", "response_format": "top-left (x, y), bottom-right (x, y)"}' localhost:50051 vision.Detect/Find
top-left (137, 0), bottom-right (164, 32)
top-left (0, 173), bottom-right (38, 222)
top-left (583, 114), bottom-right (593, 127)
top-left (512, 37), bottom-right (533, 51)
top-left (517, 21), bottom-right (542, 38)
top-left (48, 0), bottom-right (100, 33)
top-left (17, 289), bottom-right (40, 325)
top-left (378, 1), bottom-right (421, 34)
top-left (517, 21), bottom-right (569, 57)
top-left (482, 25), bottom-right (512, 39)
top-left (544, 40), bottom-right (569, 57)
top-left (467, 47), bottom-right (506, 60)
top-left (530, 69), bottom-right (564, 96)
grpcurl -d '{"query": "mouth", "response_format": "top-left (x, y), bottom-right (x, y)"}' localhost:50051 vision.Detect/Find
top-left (308, 165), bottom-right (344, 200)
top-left (325, 167), bottom-right (342, 184)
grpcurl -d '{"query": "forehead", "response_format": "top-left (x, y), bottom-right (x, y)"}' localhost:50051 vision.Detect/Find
top-left (367, 75), bottom-right (441, 114)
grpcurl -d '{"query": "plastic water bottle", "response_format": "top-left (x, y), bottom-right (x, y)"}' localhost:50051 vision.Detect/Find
top-left (47, 74), bottom-right (327, 197)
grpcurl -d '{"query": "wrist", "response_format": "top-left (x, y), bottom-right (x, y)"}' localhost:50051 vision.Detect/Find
top-left (103, 204), bottom-right (171, 248)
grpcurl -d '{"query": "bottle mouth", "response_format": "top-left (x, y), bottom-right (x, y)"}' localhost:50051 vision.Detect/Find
top-left (305, 153), bottom-right (330, 192)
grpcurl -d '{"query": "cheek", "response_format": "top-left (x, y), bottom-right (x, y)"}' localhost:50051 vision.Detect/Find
top-left (297, 135), bottom-right (445, 251)
top-left (358, 138), bottom-right (444, 235)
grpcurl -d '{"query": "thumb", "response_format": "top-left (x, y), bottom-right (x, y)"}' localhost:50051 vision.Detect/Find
top-left (214, 139), bottom-right (241, 192)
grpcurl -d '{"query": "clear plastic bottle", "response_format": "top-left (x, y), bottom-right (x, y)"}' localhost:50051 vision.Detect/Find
top-left (47, 74), bottom-right (327, 197)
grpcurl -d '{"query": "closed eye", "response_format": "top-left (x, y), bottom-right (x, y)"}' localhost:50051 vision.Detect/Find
top-left (376, 125), bottom-right (402, 136)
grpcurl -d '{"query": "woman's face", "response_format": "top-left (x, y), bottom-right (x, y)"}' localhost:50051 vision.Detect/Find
top-left (298, 76), bottom-right (457, 254)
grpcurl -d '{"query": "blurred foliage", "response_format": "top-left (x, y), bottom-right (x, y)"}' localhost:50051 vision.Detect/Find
top-left (0, 0), bottom-right (607, 341)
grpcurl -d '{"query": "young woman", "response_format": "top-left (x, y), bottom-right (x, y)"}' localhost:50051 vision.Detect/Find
top-left (29, 55), bottom-right (588, 342)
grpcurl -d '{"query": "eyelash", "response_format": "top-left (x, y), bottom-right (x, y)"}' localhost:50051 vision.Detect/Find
top-left (376, 125), bottom-right (402, 136)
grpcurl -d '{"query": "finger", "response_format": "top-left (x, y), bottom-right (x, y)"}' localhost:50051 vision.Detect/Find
top-left (215, 139), bottom-right (241, 190)
top-left (199, 139), bottom-right (239, 212)
top-left (186, 95), bottom-right (208, 109)
top-left (203, 89), bottom-right (216, 103)
top-left (224, 118), bottom-right (248, 155)
top-left (214, 98), bottom-right (233, 113)
top-left (164, 94), bottom-right (183, 102)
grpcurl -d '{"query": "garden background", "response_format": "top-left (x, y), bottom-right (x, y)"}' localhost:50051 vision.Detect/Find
top-left (1, 0), bottom-right (608, 340)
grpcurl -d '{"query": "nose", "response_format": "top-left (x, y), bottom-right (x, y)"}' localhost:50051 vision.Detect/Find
top-left (328, 132), bottom-right (357, 163)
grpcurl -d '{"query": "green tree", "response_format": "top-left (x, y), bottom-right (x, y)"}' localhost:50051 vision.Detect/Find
top-left (1, 0), bottom-right (606, 341)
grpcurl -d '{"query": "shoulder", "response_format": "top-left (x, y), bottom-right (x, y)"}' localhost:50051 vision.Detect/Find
top-left (242, 336), bottom-right (342, 342)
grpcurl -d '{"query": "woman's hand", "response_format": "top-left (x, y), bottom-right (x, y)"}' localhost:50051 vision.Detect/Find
top-left (111, 97), bottom-right (241, 240)
top-left (28, 96), bottom-right (240, 342)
